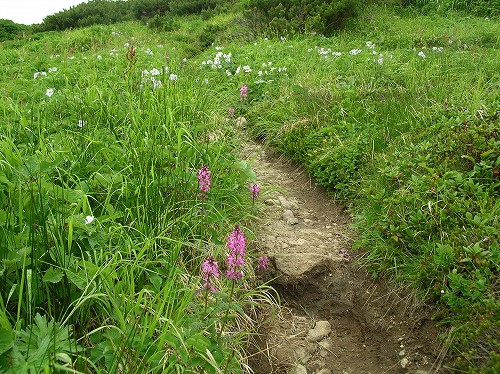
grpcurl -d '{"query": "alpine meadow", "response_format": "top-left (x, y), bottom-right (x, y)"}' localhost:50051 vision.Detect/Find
top-left (0, 0), bottom-right (499, 373)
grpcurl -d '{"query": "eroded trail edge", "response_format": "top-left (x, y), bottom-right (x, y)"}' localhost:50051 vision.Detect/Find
top-left (241, 140), bottom-right (448, 374)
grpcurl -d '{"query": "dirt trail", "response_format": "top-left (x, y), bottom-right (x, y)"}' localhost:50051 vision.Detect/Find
top-left (241, 139), bottom-right (450, 374)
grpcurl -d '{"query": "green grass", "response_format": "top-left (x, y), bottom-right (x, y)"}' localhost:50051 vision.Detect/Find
top-left (1, 3), bottom-right (499, 372)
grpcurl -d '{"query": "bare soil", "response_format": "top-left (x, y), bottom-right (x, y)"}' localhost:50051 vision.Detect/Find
top-left (241, 139), bottom-right (451, 374)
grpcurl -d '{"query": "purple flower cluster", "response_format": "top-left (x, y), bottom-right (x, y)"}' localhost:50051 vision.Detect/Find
top-left (197, 164), bottom-right (211, 198)
top-left (240, 85), bottom-right (248, 101)
top-left (249, 183), bottom-right (261, 200)
top-left (228, 107), bottom-right (235, 116)
top-left (257, 256), bottom-right (269, 271)
top-left (201, 257), bottom-right (219, 293)
top-left (226, 225), bottom-right (247, 280)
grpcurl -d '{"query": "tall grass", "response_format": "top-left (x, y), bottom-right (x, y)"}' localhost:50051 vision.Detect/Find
top-left (0, 21), bottom-right (273, 373)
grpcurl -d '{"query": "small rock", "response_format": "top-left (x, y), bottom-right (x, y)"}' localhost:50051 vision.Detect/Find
top-left (400, 357), bottom-right (410, 369)
top-left (289, 364), bottom-right (307, 374)
top-left (399, 350), bottom-right (406, 357)
top-left (235, 116), bottom-right (247, 126)
top-left (295, 347), bottom-right (312, 363)
top-left (317, 370), bottom-right (332, 374)
top-left (283, 209), bottom-right (299, 225)
top-left (307, 320), bottom-right (331, 342)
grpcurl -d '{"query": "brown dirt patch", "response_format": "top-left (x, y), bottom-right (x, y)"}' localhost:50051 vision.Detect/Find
top-left (241, 140), bottom-right (451, 374)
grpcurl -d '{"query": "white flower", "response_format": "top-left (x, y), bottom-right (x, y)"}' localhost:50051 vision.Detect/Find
top-left (124, 42), bottom-right (130, 47)
top-left (169, 74), bottom-right (178, 81)
top-left (349, 49), bottom-right (362, 55)
top-left (145, 48), bottom-right (154, 56)
top-left (332, 52), bottom-right (342, 57)
top-left (152, 78), bottom-right (162, 89)
top-left (366, 41), bottom-right (375, 49)
top-left (242, 65), bottom-right (251, 73)
top-left (68, 56), bottom-right (75, 60)
top-left (377, 57), bottom-right (383, 65)
top-left (34, 71), bottom-right (47, 79)
top-left (77, 120), bottom-right (85, 128)
top-left (164, 66), bottom-right (170, 73)
top-left (150, 68), bottom-right (160, 76)
top-left (85, 215), bottom-right (95, 224)
top-left (226, 70), bottom-right (232, 76)
top-left (48, 67), bottom-right (57, 73)
top-left (258, 70), bottom-right (263, 76)
top-left (235, 66), bottom-right (241, 74)
top-left (97, 55), bottom-right (102, 60)
top-left (45, 88), bottom-right (54, 97)
top-left (418, 51), bottom-right (426, 58)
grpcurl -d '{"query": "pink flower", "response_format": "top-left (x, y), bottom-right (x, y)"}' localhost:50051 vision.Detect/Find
top-left (201, 257), bottom-right (219, 293)
top-left (249, 183), bottom-right (260, 200)
top-left (257, 256), bottom-right (269, 270)
top-left (226, 225), bottom-right (247, 280)
top-left (240, 85), bottom-right (248, 101)
top-left (228, 107), bottom-right (235, 116)
top-left (197, 164), bottom-right (211, 198)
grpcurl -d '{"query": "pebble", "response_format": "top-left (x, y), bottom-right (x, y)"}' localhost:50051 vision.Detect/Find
top-left (283, 209), bottom-right (299, 225)
top-left (399, 350), bottom-right (406, 357)
top-left (316, 370), bottom-right (332, 374)
top-left (306, 320), bottom-right (331, 342)
top-left (400, 357), bottom-right (410, 369)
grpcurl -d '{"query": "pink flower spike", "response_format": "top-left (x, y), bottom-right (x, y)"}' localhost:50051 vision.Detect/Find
top-left (249, 183), bottom-right (261, 200)
top-left (201, 257), bottom-right (219, 293)
top-left (240, 85), bottom-right (248, 101)
top-left (257, 256), bottom-right (269, 270)
top-left (226, 225), bottom-right (247, 281)
top-left (197, 164), bottom-right (211, 198)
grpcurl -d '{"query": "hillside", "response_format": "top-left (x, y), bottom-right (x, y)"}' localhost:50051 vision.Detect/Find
top-left (0, 1), bottom-right (499, 372)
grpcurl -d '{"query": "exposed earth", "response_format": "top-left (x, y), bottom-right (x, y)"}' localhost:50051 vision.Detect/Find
top-left (240, 136), bottom-right (451, 374)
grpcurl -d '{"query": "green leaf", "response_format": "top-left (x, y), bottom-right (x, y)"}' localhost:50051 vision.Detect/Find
top-left (42, 267), bottom-right (64, 284)
top-left (0, 327), bottom-right (14, 356)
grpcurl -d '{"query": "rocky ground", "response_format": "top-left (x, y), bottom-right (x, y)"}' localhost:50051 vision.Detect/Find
top-left (240, 138), bottom-right (451, 374)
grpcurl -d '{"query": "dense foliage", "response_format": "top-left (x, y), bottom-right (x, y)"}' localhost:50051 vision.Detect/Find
top-left (242, 0), bottom-right (360, 35)
top-left (0, 19), bottom-right (28, 42)
top-left (403, 0), bottom-right (500, 16)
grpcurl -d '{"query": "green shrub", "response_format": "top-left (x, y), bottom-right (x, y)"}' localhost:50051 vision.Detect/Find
top-left (0, 19), bottom-right (28, 42)
top-left (243, 0), bottom-right (361, 36)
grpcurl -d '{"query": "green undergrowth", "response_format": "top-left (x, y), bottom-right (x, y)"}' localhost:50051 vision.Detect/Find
top-left (1, 3), bottom-right (499, 372)
top-left (209, 5), bottom-right (498, 371)
top-left (0, 18), bottom-right (274, 373)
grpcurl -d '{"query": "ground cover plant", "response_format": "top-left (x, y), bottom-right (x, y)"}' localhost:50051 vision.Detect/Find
top-left (1, 0), bottom-right (499, 372)
top-left (0, 20), bottom-right (275, 373)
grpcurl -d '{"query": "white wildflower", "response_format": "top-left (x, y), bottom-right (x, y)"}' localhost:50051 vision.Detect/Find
top-left (85, 215), bottom-right (95, 224)
top-left (169, 74), bottom-right (178, 81)
top-left (418, 51), bottom-right (426, 58)
top-left (349, 49), bottom-right (362, 55)
top-left (34, 71), bottom-right (47, 79)
top-left (48, 67), bottom-right (57, 73)
top-left (77, 120), bottom-right (85, 128)
top-left (45, 88), bottom-right (54, 97)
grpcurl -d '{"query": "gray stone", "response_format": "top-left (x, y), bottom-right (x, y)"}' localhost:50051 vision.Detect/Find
top-left (400, 357), bottom-right (410, 369)
top-left (307, 320), bottom-right (331, 342)
top-left (283, 209), bottom-right (299, 225)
